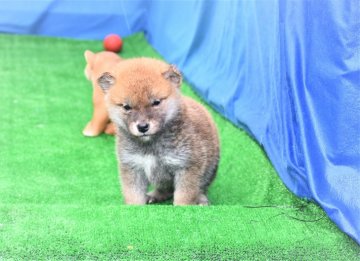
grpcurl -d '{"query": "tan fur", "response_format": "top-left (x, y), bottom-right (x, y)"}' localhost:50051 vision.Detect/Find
top-left (108, 58), bottom-right (173, 106)
top-left (98, 58), bottom-right (220, 206)
top-left (83, 50), bottom-right (121, 136)
top-left (171, 98), bottom-right (219, 205)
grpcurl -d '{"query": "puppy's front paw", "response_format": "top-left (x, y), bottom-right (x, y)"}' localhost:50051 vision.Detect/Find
top-left (83, 121), bottom-right (102, 137)
top-left (197, 194), bottom-right (209, 206)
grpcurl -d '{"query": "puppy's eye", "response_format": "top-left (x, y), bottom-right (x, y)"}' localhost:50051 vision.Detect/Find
top-left (152, 99), bottom-right (161, 106)
top-left (123, 104), bottom-right (132, 111)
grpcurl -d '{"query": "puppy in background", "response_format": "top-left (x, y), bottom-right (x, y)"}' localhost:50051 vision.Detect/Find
top-left (98, 58), bottom-right (219, 205)
top-left (83, 50), bottom-right (121, 136)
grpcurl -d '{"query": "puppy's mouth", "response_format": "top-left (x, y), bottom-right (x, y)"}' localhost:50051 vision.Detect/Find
top-left (129, 131), bottom-right (154, 138)
top-left (138, 133), bottom-right (153, 142)
top-left (131, 132), bottom-right (153, 137)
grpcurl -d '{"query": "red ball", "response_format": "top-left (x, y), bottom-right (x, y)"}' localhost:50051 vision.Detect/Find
top-left (103, 34), bottom-right (123, 53)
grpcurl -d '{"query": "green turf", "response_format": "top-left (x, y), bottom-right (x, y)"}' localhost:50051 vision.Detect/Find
top-left (0, 33), bottom-right (359, 260)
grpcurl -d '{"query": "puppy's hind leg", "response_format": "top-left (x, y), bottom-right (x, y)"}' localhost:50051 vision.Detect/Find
top-left (147, 185), bottom-right (173, 204)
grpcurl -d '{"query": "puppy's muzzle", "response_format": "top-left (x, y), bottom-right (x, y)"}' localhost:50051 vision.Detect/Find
top-left (137, 123), bottom-right (150, 133)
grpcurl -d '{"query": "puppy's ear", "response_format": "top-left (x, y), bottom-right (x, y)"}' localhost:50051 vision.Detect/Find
top-left (84, 50), bottom-right (95, 63)
top-left (98, 72), bottom-right (115, 93)
top-left (162, 65), bottom-right (182, 88)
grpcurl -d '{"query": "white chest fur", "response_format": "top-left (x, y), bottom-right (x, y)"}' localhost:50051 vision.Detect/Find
top-left (120, 151), bottom-right (187, 181)
top-left (121, 153), bottom-right (156, 180)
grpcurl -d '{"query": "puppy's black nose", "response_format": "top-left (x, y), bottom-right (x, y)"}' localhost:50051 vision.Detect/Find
top-left (137, 123), bottom-right (149, 133)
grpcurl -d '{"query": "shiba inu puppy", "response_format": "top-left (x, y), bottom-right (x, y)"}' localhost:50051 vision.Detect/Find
top-left (98, 58), bottom-right (219, 205)
top-left (83, 50), bottom-right (121, 136)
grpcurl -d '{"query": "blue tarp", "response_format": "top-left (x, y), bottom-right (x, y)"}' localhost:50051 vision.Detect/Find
top-left (1, 0), bottom-right (359, 243)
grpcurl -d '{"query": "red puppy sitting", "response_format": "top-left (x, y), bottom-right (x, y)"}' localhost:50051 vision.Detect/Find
top-left (83, 50), bottom-right (121, 136)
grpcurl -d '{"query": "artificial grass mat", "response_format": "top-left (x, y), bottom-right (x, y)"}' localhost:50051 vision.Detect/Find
top-left (0, 33), bottom-right (359, 260)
